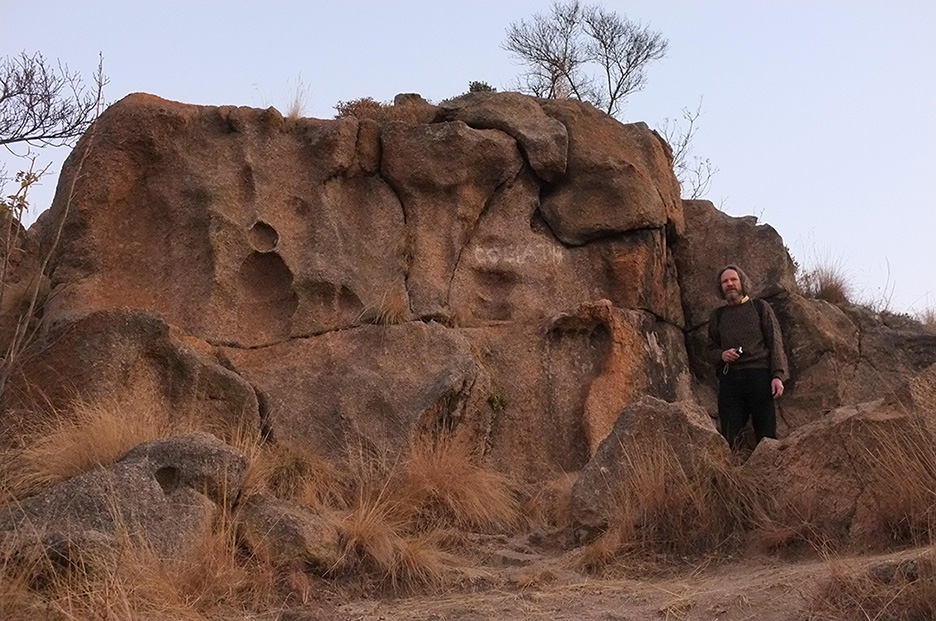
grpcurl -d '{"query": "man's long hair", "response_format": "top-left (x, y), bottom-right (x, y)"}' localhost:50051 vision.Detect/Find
top-left (716, 265), bottom-right (753, 299)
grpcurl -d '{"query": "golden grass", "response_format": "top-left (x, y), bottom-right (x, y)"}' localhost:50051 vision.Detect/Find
top-left (578, 440), bottom-right (756, 573)
top-left (0, 504), bottom-right (287, 621)
top-left (359, 289), bottom-right (410, 326)
top-left (285, 73), bottom-right (308, 121)
top-left (2, 389), bottom-right (169, 498)
top-left (918, 307), bottom-right (936, 333)
top-left (853, 423), bottom-right (936, 547)
top-left (798, 258), bottom-right (852, 306)
top-left (809, 555), bottom-right (936, 620)
top-left (400, 435), bottom-right (519, 532)
top-left (327, 436), bottom-right (520, 590)
top-left (242, 439), bottom-right (347, 510)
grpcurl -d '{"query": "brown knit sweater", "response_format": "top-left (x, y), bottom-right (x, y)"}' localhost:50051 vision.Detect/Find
top-left (706, 298), bottom-right (789, 382)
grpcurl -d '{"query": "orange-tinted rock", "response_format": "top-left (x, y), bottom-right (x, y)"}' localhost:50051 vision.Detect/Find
top-left (461, 308), bottom-right (692, 481)
top-left (570, 396), bottom-right (727, 530)
top-left (0, 308), bottom-right (259, 444)
top-left (538, 100), bottom-right (682, 245)
top-left (436, 91), bottom-right (568, 182)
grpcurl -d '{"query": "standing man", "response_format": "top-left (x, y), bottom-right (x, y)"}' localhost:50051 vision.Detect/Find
top-left (707, 265), bottom-right (789, 449)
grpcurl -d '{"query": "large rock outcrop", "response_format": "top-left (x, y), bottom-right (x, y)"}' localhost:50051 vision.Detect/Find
top-left (17, 92), bottom-right (690, 480)
top-left (9, 90), bottom-right (932, 488)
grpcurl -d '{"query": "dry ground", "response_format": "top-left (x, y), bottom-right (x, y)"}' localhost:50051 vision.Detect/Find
top-left (337, 543), bottom-right (929, 621)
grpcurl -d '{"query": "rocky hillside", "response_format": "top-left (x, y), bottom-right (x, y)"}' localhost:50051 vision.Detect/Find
top-left (2, 91), bottom-right (935, 619)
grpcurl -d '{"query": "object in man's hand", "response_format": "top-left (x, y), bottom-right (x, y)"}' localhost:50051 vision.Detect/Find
top-left (736, 346), bottom-right (743, 355)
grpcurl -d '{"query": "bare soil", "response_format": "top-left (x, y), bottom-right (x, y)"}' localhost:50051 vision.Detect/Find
top-left (335, 543), bottom-right (928, 621)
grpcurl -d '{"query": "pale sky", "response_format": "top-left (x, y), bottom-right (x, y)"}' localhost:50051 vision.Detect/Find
top-left (3, 1), bottom-right (934, 313)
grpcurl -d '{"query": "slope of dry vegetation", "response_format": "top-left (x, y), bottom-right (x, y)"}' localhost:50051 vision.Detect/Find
top-left (3, 390), bottom-right (936, 619)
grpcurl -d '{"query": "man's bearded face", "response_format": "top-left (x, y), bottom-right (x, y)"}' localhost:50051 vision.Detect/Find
top-left (721, 269), bottom-right (744, 303)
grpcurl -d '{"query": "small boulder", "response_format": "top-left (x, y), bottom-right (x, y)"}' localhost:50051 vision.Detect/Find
top-left (744, 399), bottom-right (935, 549)
top-left (237, 495), bottom-right (339, 572)
top-left (570, 396), bottom-right (728, 531)
top-left (0, 432), bottom-right (247, 559)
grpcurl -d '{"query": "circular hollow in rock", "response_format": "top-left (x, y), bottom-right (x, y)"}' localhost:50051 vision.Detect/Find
top-left (155, 466), bottom-right (180, 494)
top-left (248, 221), bottom-right (279, 252)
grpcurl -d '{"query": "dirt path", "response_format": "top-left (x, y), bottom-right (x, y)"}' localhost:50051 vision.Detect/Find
top-left (338, 549), bottom-right (924, 621)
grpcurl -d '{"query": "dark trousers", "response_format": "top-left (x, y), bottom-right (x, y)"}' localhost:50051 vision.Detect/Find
top-left (718, 367), bottom-right (776, 448)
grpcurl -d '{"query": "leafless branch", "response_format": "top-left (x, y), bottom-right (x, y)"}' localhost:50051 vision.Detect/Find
top-left (657, 98), bottom-right (718, 199)
top-left (0, 52), bottom-right (100, 149)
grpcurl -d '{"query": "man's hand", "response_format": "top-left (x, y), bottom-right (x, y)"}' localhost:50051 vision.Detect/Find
top-left (772, 378), bottom-right (784, 399)
top-left (721, 348), bottom-right (740, 363)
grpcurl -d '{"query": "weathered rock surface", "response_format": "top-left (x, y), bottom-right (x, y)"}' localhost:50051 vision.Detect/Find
top-left (744, 399), bottom-right (934, 548)
top-left (570, 396), bottom-right (728, 531)
top-left (381, 119), bottom-right (523, 319)
top-left (221, 321), bottom-right (484, 462)
top-left (538, 100), bottom-right (683, 246)
top-left (237, 494), bottom-right (339, 570)
top-left (675, 199), bottom-right (797, 330)
top-left (43, 94), bottom-right (409, 347)
top-left (448, 169), bottom-right (684, 328)
top-left (15, 89), bottom-right (932, 500)
top-left (0, 433), bottom-right (247, 558)
top-left (436, 91), bottom-right (569, 182)
top-left (0, 308), bottom-right (260, 444)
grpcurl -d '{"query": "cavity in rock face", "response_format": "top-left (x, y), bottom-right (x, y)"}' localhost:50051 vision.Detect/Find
top-left (248, 221), bottom-right (279, 252)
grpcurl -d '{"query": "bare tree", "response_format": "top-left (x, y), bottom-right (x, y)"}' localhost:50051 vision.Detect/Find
top-left (1, 52), bottom-right (100, 149)
top-left (503, 1), bottom-right (667, 117)
top-left (657, 99), bottom-right (718, 199)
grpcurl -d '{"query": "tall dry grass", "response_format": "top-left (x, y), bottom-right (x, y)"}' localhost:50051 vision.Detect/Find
top-left (577, 440), bottom-right (758, 574)
top-left (1, 389), bottom-right (170, 499)
top-left (798, 258), bottom-right (853, 306)
top-left (809, 555), bottom-right (936, 621)
top-left (853, 423), bottom-right (936, 547)
top-left (917, 306), bottom-right (936, 334)
top-left (0, 501), bottom-right (289, 620)
top-left (327, 436), bottom-right (520, 590)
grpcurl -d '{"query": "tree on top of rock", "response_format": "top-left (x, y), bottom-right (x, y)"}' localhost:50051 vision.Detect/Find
top-left (502, 1), bottom-right (667, 118)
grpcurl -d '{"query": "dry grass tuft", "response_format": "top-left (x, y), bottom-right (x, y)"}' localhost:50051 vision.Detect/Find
top-left (809, 555), bottom-right (936, 620)
top-left (2, 389), bottom-right (170, 498)
top-left (0, 503), bottom-right (287, 620)
top-left (243, 440), bottom-right (347, 510)
top-left (917, 307), bottom-right (936, 334)
top-left (400, 436), bottom-right (520, 532)
top-left (578, 441), bottom-right (756, 573)
top-left (329, 435), bottom-right (518, 590)
top-left (285, 73), bottom-right (309, 120)
top-left (854, 423), bottom-right (936, 547)
top-left (798, 258), bottom-right (852, 306)
top-left (334, 487), bottom-right (450, 590)
top-left (334, 96), bottom-right (433, 124)
top-left (518, 473), bottom-right (577, 530)
top-left (359, 289), bottom-right (410, 326)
